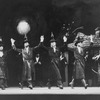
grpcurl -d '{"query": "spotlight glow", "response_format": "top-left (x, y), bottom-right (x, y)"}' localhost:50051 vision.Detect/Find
top-left (17, 20), bottom-right (30, 35)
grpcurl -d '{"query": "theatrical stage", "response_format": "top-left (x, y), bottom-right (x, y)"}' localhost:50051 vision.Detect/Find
top-left (0, 87), bottom-right (100, 100)
top-left (0, 87), bottom-right (99, 95)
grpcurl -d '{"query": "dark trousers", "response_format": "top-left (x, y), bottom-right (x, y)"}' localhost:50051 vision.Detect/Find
top-left (35, 64), bottom-right (42, 81)
top-left (51, 60), bottom-right (62, 85)
top-left (0, 78), bottom-right (5, 86)
top-left (21, 60), bottom-right (34, 82)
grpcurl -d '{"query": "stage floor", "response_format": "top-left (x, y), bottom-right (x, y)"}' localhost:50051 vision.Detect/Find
top-left (0, 87), bottom-right (100, 95)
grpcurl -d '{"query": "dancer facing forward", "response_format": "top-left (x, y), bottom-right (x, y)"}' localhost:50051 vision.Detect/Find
top-left (0, 38), bottom-right (7, 90)
top-left (37, 35), bottom-right (65, 89)
top-left (11, 38), bottom-right (35, 89)
top-left (68, 39), bottom-right (89, 89)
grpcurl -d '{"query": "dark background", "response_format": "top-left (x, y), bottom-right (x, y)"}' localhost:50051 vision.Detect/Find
top-left (1, 0), bottom-right (100, 48)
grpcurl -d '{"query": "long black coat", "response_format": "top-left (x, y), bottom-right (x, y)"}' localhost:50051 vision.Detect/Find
top-left (68, 43), bottom-right (86, 79)
top-left (0, 56), bottom-right (6, 79)
top-left (73, 48), bottom-right (85, 79)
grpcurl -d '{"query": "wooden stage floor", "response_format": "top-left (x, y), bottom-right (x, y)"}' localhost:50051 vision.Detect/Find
top-left (0, 87), bottom-right (100, 95)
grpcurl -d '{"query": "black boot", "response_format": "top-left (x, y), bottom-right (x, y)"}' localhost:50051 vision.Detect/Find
top-left (69, 79), bottom-right (74, 89)
top-left (47, 79), bottom-right (51, 89)
top-left (0, 85), bottom-right (5, 90)
top-left (32, 80), bottom-right (35, 87)
top-left (58, 84), bottom-right (63, 89)
top-left (81, 79), bottom-right (88, 89)
top-left (57, 81), bottom-right (63, 89)
top-left (28, 81), bottom-right (33, 89)
top-left (19, 82), bottom-right (24, 89)
top-left (4, 80), bottom-right (8, 88)
top-left (47, 82), bottom-right (51, 89)
top-left (0, 79), bottom-right (5, 90)
top-left (84, 84), bottom-right (88, 89)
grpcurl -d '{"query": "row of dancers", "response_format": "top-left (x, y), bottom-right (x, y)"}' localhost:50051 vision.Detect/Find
top-left (0, 27), bottom-right (100, 90)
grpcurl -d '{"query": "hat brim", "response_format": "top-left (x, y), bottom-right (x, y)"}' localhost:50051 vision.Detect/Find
top-left (50, 38), bottom-right (57, 42)
top-left (50, 40), bottom-right (56, 43)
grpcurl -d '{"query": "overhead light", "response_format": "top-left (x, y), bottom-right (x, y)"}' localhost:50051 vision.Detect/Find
top-left (17, 20), bottom-right (30, 35)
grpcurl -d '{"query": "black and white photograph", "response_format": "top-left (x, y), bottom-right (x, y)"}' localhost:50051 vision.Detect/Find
top-left (0, 0), bottom-right (100, 100)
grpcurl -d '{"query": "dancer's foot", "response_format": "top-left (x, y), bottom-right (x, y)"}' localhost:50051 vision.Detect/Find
top-left (28, 81), bottom-right (33, 89)
top-left (84, 84), bottom-right (88, 89)
top-left (28, 84), bottom-right (33, 89)
top-left (0, 85), bottom-right (5, 90)
top-left (69, 82), bottom-right (74, 89)
top-left (19, 82), bottom-right (23, 89)
top-left (47, 82), bottom-right (51, 89)
top-left (58, 84), bottom-right (63, 89)
top-left (81, 79), bottom-right (88, 89)
top-left (57, 80), bottom-right (63, 89)
top-left (4, 84), bottom-right (8, 88)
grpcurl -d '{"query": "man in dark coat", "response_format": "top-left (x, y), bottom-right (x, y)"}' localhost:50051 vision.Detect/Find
top-left (35, 35), bottom-right (63, 89)
top-left (68, 41), bottom-right (88, 89)
top-left (59, 35), bottom-right (69, 85)
top-left (11, 38), bottom-right (35, 89)
top-left (0, 38), bottom-right (8, 90)
top-left (47, 35), bottom-right (64, 89)
top-left (33, 35), bottom-right (48, 87)
top-left (92, 27), bottom-right (100, 86)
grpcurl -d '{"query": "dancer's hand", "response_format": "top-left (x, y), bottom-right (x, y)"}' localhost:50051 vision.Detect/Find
top-left (40, 35), bottom-right (44, 42)
top-left (60, 54), bottom-right (64, 61)
top-left (92, 55), bottom-right (100, 60)
top-left (12, 45), bottom-right (16, 50)
top-left (11, 38), bottom-right (15, 46)
top-left (63, 35), bottom-right (67, 42)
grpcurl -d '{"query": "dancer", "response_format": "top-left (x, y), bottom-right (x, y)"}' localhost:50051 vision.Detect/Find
top-left (92, 27), bottom-right (100, 86)
top-left (33, 35), bottom-right (48, 86)
top-left (34, 35), bottom-right (64, 89)
top-left (11, 38), bottom-right (35, 89)
top-left (68, 40), bottom-right (88, 89)
top-left (0, 37), bottom-right (8, 90)
top-left (34, 53), bottom-right (43, 86)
